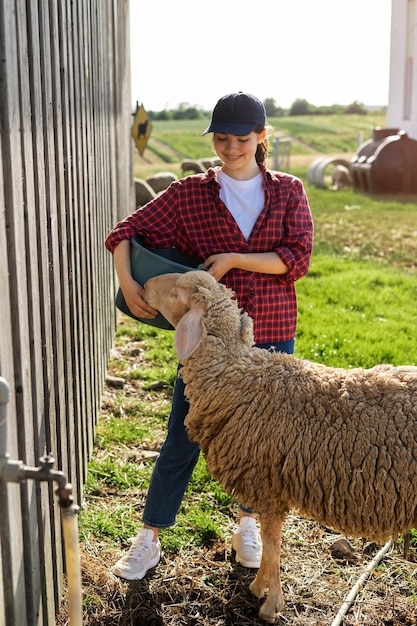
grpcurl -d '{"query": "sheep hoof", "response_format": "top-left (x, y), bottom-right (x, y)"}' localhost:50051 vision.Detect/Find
top-left (258, 596), bottom-right (284, 623)
top-left (259, 611), bottom-right (279, 624)
top-left (249, 579), bottom-right (266, 599)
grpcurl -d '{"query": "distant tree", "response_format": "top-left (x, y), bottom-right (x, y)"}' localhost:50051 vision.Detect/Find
top-left (263, 98), bottom-right (287, 118)
top-left (263, 98), bottom-right (278, 117)
top-left (184, 106), bottom-right (202, 119)
top-left (155, 109), bottom-right (170, 120)
top-left (289, 98), bottom-right (312, 116)
top-left (345, 101), bottom-right (367, 115)
top-left (172, 103), bottom-right (204, 120)
top-left (172, 105), bottom-right (187, 120)
top-left (315, 104), bottom-right (346, 115)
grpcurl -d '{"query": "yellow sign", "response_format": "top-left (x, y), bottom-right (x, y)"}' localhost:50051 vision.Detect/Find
top-left (131, 103), bottom-right (152, 156)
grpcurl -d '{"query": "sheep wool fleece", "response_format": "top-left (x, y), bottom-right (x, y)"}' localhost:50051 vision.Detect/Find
top-left (172, 273), bottom-right (417, 543)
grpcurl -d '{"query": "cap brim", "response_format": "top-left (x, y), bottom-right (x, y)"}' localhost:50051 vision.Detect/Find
top-left (202, 121), bottom-right (257, 136)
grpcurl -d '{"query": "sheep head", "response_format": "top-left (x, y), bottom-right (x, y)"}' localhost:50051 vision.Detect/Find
top-left (143, 270), bottom-right (254, 359)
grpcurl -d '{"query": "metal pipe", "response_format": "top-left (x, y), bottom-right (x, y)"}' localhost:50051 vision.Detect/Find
top-left (0, 378), bottom-right (71, 499)
top-left (0, 376), bottom-right (82, 625)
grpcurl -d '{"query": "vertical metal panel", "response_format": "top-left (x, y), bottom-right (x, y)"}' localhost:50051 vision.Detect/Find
top-left (60, 0), bottom-right (86, 502)
top-left (17, 2), bottom-right (60, 622)
top-left (0, 0), bottom-right (132, 623)
top-left (0, 0), bottom-right (38, 623)
top-left (55, 0), bottom-right (82, 503)
top-left (0, 65), bottom-right (27, 626)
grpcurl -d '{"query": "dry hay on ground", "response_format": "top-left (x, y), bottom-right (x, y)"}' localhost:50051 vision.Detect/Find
top-left (57, 514), bottom-right (417, 625)
top-left (56, 334), bottom-right (417, 625)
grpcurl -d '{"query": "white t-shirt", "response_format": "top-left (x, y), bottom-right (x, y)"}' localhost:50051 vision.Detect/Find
top-left (217, 170), bottom-right (264, 241)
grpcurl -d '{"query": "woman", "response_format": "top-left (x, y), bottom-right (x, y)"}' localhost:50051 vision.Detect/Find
top-left (105, 92), bottom-right (313, 580)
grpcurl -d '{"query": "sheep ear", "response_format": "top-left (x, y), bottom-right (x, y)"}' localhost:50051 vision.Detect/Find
top-left (174, 303), bottom-right (206, 359)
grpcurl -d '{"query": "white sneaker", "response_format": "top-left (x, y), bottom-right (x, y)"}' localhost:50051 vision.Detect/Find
top-left (232, 516), bottom-right (262, 568)
top-left (113, 528), bottom-right (161, 580)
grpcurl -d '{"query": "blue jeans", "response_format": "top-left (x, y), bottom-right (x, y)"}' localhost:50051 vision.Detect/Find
top-left (142, 339), bottom-right (295, 528)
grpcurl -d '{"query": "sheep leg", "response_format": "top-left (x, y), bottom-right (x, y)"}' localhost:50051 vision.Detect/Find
top-left (250, 514), bottom-right (285, 623)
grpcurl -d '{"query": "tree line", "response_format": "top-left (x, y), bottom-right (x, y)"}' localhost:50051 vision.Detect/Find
top-left (145, 98), bottom-right (385, 121)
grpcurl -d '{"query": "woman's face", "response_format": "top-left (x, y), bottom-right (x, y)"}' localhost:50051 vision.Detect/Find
top-left (213, 130), bottom-right (265, 178)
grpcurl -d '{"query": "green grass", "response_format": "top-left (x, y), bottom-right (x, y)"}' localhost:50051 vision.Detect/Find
top-left (296, 256), bottom-right (417, 367)
top-left (94, 408), bottom-right (167, 448)
top-left (86, 455), bottom-right (152, 491)
top-left (269, 112), bottom-right (387, 153)
top-left (80, 499), bottom-right (142, 542)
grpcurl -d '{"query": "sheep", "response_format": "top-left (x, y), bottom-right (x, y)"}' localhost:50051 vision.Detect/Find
top-left (134, 177), bottom-right (156, 207)
top-left (181, 157), bottom-right (222, 175)
top-left (180, 159), bottom-right (207, 174)
top-left (200, 157), bottom-right (223, 169)
top-left (143, 270), bottom-right (417, 623)
top-left (146, 171), bottom-right (178, 194)
top-left (200, 158), bottom-right (216, 169)
top-left (331, 164), bottom-right (352, 190)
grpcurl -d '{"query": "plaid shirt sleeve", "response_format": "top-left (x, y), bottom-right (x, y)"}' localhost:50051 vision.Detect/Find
top-left (271, 174), bottom-right (313, 281)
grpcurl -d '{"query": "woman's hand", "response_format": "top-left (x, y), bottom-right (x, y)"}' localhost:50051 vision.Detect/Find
top-left (113, 240), bottom-right (158, 318)
top-left (204, 251), bottom-right (288, 280)
top-left (203, 253), bottom-right (238, 281)
top-left (120, 277), bottom-right (159, 319)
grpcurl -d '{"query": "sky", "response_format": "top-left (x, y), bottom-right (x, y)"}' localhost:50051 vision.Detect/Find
top-left (129, 0), bottom-right (393, 112)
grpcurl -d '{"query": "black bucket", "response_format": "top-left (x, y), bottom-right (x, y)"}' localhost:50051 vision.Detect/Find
top-left (115, 237), bottom-right (205, 330)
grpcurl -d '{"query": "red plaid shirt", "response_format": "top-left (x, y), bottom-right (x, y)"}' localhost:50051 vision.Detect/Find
top-left (105, 164), bottom-right (313, 343)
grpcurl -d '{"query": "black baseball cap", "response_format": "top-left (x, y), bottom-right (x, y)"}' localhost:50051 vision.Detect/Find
top-left (202, 92), bottom-right (266, 136)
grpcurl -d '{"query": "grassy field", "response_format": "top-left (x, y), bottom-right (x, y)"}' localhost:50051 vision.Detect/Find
top-left (70, 115), bottom-right (417, 625)
top-left (135, 111), bottom-right (387, 177)
top-left (145, 112), bottom-right (387, 157)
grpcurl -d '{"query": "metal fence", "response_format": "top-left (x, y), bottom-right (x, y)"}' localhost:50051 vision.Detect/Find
top-left (0, 0), bottom-right (133, 624)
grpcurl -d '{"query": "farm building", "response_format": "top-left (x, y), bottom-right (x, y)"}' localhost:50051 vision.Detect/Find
top-left (387, 0), bottom-right (417, 139)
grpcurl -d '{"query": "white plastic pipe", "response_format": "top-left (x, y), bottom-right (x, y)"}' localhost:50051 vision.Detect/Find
top-left (61, 505), bottom-right (83, 626)
top-left (331, 538), bottom-right (393, 626)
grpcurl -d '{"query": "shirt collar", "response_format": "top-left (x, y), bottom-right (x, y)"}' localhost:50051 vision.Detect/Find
top-left (200, 162), bottom-right (273, 186)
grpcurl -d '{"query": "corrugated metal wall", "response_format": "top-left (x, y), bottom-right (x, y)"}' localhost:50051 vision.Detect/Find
top-left (0, 1), bottom-right (133, 624)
